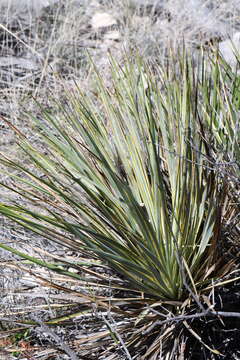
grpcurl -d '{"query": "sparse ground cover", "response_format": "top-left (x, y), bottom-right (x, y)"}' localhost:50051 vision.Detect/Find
top-left (0, 1), bottom-right (240, 359)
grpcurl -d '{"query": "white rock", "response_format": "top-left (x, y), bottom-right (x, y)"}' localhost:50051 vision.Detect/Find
top-left (104, 30), bottom-right (120, 41)
top-left (219, 32), bottom-right (240, 69)
top-left (91, 12), bottom-right (117, 29)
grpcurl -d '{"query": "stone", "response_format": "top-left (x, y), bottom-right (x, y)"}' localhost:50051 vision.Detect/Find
top-left (104, 30), bottom-right (120, 41)
top-left (91, 12), bottom-right (117, 30)
top-left (219, 32), bottom-right (240, 70)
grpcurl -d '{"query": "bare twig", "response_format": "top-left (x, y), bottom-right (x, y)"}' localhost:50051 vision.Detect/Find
top-left (143, 309), bottom-right (240, 334)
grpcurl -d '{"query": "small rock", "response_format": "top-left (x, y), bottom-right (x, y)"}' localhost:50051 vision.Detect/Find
top-left (219, 32), bottom-right (240, 69)
top-left (68, 267), bottom-right (79, 273)
top-left (91, 12), bottom-right (117, 29)
top-left (104, 30), bottom-right (120, 41)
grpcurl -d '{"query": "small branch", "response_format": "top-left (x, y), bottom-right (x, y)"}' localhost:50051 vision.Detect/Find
top-left (143, 309), bottom-right (240, 334)
top-left (214, 311), bottom-right (240, 318)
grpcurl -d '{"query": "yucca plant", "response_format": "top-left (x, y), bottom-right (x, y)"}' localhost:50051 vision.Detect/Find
top-left (0, 50), bottom-right (239, 358)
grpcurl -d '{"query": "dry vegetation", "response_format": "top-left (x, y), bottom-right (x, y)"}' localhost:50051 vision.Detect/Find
top-left (0, 1), bottom-right (240, 359)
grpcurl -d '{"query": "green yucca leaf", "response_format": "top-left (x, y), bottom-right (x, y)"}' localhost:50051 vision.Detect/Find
top-left (0, 50), bottom-right (238, 301)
